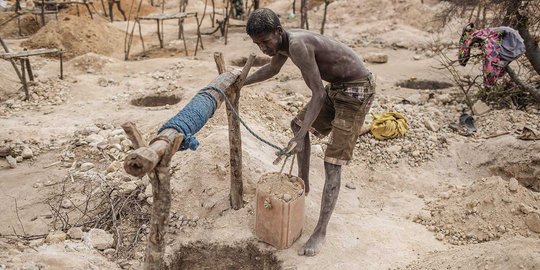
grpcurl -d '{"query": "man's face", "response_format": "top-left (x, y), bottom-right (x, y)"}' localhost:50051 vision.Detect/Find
top-left (250, 29), bottom-right (282, 57)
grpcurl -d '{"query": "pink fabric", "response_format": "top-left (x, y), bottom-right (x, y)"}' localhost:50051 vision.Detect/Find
top-left (458, 28), bottom-right (507, 87)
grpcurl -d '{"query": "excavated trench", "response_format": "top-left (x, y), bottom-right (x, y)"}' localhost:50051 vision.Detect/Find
top-left (167, 241), bottom-right (281, 270)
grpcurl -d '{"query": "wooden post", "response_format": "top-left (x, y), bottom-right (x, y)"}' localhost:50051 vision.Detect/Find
top-left (138, 20), bottom-right (146, 52)
top-left (123, 69), bottom-right (242, 177)
top-left (211, 0), bottom-right (215, 27)
top-left (122, 123), bottom-right (181, 270)
top-left (0, 36), bottom-right (23, 82)
top-left (108, 0), bottom-right (114, 21)
top-left (59, 50), bottom-right (64, 80)
top-left (41, 0), bottom-right (45, 26)
top-left (156, 19), bottom-right (164, 48)
top-left (20, 58), bottom-right (29, 101)
top-left (320, 0), bottom-right (330, 35)
top-left (224, 1), bottom-right (232, 45)
top-left (214, 52), bottom-right (255, 210)
top-left (116, 0), bottom-right (128, 21)
top-left (300, 0), bottom-right (308, 29)
top-left (194, 13), bottom-right (203, 56)
top-left (25, 58), bottom-right (34, 81)
top-left (84, 1), bottom-right (94, 19)
top-left (101, 0), bottom-right (108, 16)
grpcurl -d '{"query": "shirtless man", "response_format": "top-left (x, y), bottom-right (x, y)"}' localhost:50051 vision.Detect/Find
top-left (244, 8), bottom-right (375, 256)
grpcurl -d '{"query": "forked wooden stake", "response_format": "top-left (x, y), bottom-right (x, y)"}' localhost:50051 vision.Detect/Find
top-left (121, 123), bottom-right (182, 270)
top-left (213, 52), bottom-right (256, 210)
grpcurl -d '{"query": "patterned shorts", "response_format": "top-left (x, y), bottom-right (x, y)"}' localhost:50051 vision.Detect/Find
top-left (294, 73), bottom-right (376, 165)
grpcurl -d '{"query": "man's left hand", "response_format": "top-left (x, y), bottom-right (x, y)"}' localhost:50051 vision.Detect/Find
top-left (287, 134), bottom-right (305, 154)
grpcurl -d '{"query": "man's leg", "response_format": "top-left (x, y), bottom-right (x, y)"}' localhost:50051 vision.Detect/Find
top-left (299, 162), bottom-right (341, 256)
top-left (291, 120), bottom-right (311, 194)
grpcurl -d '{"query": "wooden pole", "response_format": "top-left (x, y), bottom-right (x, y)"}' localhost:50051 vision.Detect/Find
top-left (214, 52), bottom-right (255, 210)
top-left (101, 0), bottom-right (108, 16)
top-left (25, 58), bottom-right (34, 81)
top-left (59, 51), bottom-right (63, 79)
top-left (122, 123), bottom-right (181, 270)
top-left (20, 58), bottom-right (29, 101)
top-left (320, 0), bottom-right (329, 35)
top-left (116, 0), bottom-right (128, 21)
top-left (194, 13), bottom-right (203, 55)
top-left (123, 69), bottom-right (242, 177)
top-left (41, 0), bottom-right (45, 26)
top-left (157, 19), bottom-right (164, 48)
top-left (300, 0), bottom-right (308, 29)
top-left (211, 0), bottom-right (215, 27)
top-left (0, 36), bottom-right (23, 82)
top-left (144, 135), bottom-right (179, 270)
top-left (84, 1), bottom-right (94, 19)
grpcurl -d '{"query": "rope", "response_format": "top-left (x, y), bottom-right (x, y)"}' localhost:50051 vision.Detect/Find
top-left (158, 84), bottom-right (293, 160)
top-left (203, 86), bottom-right (291, 157)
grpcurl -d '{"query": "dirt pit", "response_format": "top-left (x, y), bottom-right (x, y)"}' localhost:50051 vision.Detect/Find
top-left (168, 241), bottom-right (281, 270)
top-left (131, 94), bottom-right (182, 107)
top-left (397, 79), bottom-right (453, 90)
top-left (257, 172), bottom-right (304, 202)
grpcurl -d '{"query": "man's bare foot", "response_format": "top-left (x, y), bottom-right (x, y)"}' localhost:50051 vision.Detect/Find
top-left (298, 231), bottom-right (325, 256)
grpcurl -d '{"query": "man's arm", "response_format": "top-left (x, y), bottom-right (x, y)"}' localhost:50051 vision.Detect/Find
top-left (288, 41), bottom-right (326, 151)
top-left (244, 53), bottom-right (288, 86)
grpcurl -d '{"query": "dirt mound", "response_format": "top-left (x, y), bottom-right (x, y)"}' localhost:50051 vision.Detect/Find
top-left (468, 134), bottom-right (540, 192)
top-left (405, 237), bottom-right (540, 270)
top-left (67, 52), bottom-right (117, 73)
top-left (21, 15), bottom-right (125, 59)
top-left (414, 176), bottom-right (540, 245)
top-left (0, 77), bottom-right (72, 117)
top-left (62, 0), bottom-right (156, 21)
top-left (0, 12), bottom-right (40, 37)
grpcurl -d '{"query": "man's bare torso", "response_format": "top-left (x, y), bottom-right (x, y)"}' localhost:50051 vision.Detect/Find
top-left (279, 29), bottom-right (369, 83)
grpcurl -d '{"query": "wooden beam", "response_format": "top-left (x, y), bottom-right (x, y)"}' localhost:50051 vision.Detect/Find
top-left (123, 69), bottom-right (241, 177)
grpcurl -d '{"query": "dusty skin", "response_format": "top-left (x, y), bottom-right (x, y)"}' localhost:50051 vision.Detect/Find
top-left (1, 0), bottom-right (540, 269)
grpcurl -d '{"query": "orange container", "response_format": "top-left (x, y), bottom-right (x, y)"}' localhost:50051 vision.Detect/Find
top-left (255, 173), bottom-right (305, 249)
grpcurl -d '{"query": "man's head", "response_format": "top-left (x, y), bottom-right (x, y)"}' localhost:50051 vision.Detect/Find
top-left (246, 8), bottom-right (283, 57)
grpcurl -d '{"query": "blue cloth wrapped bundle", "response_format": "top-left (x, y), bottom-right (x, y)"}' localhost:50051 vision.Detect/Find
top-left (158, 88), bottom-right (218, 151)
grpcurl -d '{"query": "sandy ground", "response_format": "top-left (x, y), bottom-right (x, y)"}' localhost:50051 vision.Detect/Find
top-left (1, 0), bottom-right (540, 269)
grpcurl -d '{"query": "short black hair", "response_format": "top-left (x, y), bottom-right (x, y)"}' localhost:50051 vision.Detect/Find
top-left (246, 8), bottom-right (281, 36)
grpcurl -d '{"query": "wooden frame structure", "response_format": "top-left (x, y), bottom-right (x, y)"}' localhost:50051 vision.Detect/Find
top-left (0, 48), bottom-right (64, 100)
top-left (122, 53), bottom-right (255, 269)
top-left (135, 11), bottom-right (203, 56)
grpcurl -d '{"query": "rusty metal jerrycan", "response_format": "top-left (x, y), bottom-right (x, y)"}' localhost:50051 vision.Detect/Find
top-left (255, 172), bottom-right (305, 250)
